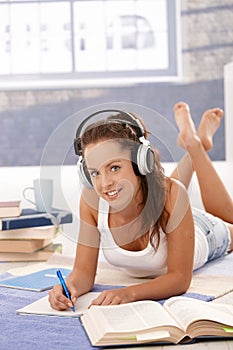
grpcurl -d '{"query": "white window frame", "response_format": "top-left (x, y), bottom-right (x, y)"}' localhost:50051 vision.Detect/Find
top-left (0, 0), bottom-right (181, 89)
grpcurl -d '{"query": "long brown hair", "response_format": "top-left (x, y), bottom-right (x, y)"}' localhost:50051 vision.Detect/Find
top-left (80, 112), bottom-right (167, 251)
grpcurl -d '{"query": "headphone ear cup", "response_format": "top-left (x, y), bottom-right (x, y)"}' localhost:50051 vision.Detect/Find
top-left (137, 144), bottom-right (155, 175)
top-left (77, 158), bottom-right (93, 188)
top-left (132, 144), bottom-right (155, 176)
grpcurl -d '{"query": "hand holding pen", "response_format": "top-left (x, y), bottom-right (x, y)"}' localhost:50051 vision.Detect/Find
top-left (56, 269), bottom-right (76, 312)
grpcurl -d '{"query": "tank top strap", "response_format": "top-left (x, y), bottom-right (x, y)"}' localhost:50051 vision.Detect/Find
top-left (97, 197), bottom-right (110, 230)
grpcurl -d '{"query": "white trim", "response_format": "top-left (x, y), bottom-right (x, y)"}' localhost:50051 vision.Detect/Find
top-left (0, 75), bottom-right (183, 91)
top-left (224, 62), bottom-right (233, 162)
top-left (175, 0), bottom-right (182, 79)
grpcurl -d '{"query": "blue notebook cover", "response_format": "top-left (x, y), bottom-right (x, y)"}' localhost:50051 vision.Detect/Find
top-left (0, 209), bottom-right (73, 230)
top-left (0, 268), bottom-right (72, 291)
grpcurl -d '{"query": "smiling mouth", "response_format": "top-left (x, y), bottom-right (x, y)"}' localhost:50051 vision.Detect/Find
top-left (105, 188), bottom-right (122, 199)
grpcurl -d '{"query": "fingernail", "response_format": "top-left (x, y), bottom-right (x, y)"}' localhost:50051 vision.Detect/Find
top-left (68, 302), bottom-right (72, 308)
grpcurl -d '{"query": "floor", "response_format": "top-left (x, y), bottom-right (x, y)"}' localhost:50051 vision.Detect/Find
top-left (0, 259), bottom-right (232, 350)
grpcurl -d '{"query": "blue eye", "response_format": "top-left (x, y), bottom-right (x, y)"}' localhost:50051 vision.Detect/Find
top-left (90, 170), bottom-right (98, 178)
top-left (111, 165), bottom-right (120, 172)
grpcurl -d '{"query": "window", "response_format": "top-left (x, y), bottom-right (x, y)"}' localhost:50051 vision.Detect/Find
top-left (0, 0), bottom-right (180, 88)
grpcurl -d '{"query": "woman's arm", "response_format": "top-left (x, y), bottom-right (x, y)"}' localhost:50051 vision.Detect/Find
top-left (48, 190), bottom-right (100, 310)
top-left (90, 180), bottom-right (195, 305)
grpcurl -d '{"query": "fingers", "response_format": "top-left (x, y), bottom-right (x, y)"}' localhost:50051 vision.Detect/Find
top-left (71, 295), bottom-right (77, 306)
top-left (90, 290), bottom-right (123, 306)
top-left (48, 284), bottom-right (74, 311)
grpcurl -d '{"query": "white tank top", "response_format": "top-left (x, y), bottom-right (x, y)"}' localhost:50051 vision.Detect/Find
top-left (97, 198), bottom-right (208, 277)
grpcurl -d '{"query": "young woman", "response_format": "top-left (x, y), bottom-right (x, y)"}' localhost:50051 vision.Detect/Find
top-left (49, 102), bottom-right (233, 310)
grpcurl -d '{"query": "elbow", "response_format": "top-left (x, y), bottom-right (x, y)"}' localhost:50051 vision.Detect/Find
top-left (179, 283), bottom-right (190, 295)
top-left (174, 272), bottom-right (192, 295)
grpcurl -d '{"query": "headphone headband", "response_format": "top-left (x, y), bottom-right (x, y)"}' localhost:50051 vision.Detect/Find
top-left (74, 109), bottom-right (145, 155)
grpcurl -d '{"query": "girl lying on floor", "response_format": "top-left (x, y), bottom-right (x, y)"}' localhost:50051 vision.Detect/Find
top-left (49, 102), bottom-right (233, 310)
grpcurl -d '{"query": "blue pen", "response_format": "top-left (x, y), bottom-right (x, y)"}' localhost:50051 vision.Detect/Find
top-left (56, 269), bottom-right (75, 312)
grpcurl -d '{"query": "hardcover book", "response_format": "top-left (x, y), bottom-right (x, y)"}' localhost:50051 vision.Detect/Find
top-left (0, 208), bottom-right (72, 231)
top-left (80, 297), bottom-right (233, 346)
top-left (0, 226), bottom-right (57, 240)
top-left (0, 238), bottom-right (53, 253)
top-left (0, 243), bottom-right (62, 262)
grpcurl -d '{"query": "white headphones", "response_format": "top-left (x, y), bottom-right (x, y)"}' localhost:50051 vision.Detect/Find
top-left (74, 109), bottom-right (155, 188)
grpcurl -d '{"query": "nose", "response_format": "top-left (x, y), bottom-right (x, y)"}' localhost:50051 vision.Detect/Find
top-left (100, 172), bottom-right (113, 189)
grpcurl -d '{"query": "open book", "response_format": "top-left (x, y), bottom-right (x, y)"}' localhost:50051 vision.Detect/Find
top-left (81, 296), bottom-right (233, 346)
top-left (17, 292), bottom-right (100, 317)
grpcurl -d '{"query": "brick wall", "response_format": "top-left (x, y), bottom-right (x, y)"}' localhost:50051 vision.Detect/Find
top-left (181, 1), bottom-right (233, 81)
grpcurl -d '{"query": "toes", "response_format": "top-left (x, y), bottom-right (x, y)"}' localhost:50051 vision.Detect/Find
top-left (174, 101), bottom-right (190, 113)
top-left (203, 108), bottom-right (224, 120)
top-left (212, 108), bottom-right (224, 119)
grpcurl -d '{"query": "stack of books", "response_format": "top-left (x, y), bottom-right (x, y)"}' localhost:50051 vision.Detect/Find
top-left (0, 201), bottom-right (73, 262)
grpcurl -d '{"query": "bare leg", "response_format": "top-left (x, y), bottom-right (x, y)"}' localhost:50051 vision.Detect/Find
top-left (170, 103), bottom-right (194, 189)
top-left (170, 104), bottom-right (223, 189)
top-left (169, 153), bottom-right (193, 190)
top-left (197, 108), bottom-right (224, 151)
top-left (174, 102), bottom-right (233, 224)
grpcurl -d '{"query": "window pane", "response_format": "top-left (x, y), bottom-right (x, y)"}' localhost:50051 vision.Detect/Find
top-left (39, 2), bottom-right (72, 73)
top-left (74, 0), bottom-right (170, 72)
top-left (74, 1), bottom-right (107, 71)
top-left (136, 0), bottom-right (168, 70)
top-left (10, 3), bottom-right (40, 73)
top-left (0, 4), bottom-right (10, 74)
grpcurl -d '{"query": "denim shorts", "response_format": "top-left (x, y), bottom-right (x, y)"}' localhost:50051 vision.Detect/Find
top-left (192, 208), bottom-right (231, 262)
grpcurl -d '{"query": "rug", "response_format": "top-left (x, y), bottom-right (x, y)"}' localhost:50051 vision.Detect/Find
top-left (95, 252), bottom-right (233, 300)
top-left (0, 253), bottom-right (232, 350)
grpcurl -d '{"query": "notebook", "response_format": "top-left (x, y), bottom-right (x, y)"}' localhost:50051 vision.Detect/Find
top-left (17, 292), bottom-right (100, 317)
top-left (0, 268), bottom-right (71, 291)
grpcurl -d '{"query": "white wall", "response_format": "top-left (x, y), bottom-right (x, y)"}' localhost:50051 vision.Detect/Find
top-left (224, 61), bottom-right (233, 162)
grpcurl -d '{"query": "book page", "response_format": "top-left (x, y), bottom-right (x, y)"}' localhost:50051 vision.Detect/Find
top-left (95, 300), bottom-right (180, 333)
top-left (164, 297), bottom-right (233, 330)
top-left (17, 292), bottom-right (100, 317)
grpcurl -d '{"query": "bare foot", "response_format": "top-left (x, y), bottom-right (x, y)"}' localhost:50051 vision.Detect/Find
top-left (197, 108), bottom-right (223, 151)
top-left (174, 101), bottom-right (200, 151)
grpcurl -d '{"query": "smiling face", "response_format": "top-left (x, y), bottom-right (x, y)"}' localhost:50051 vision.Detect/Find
top-left (84, 139), bottom-right (142, 212)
